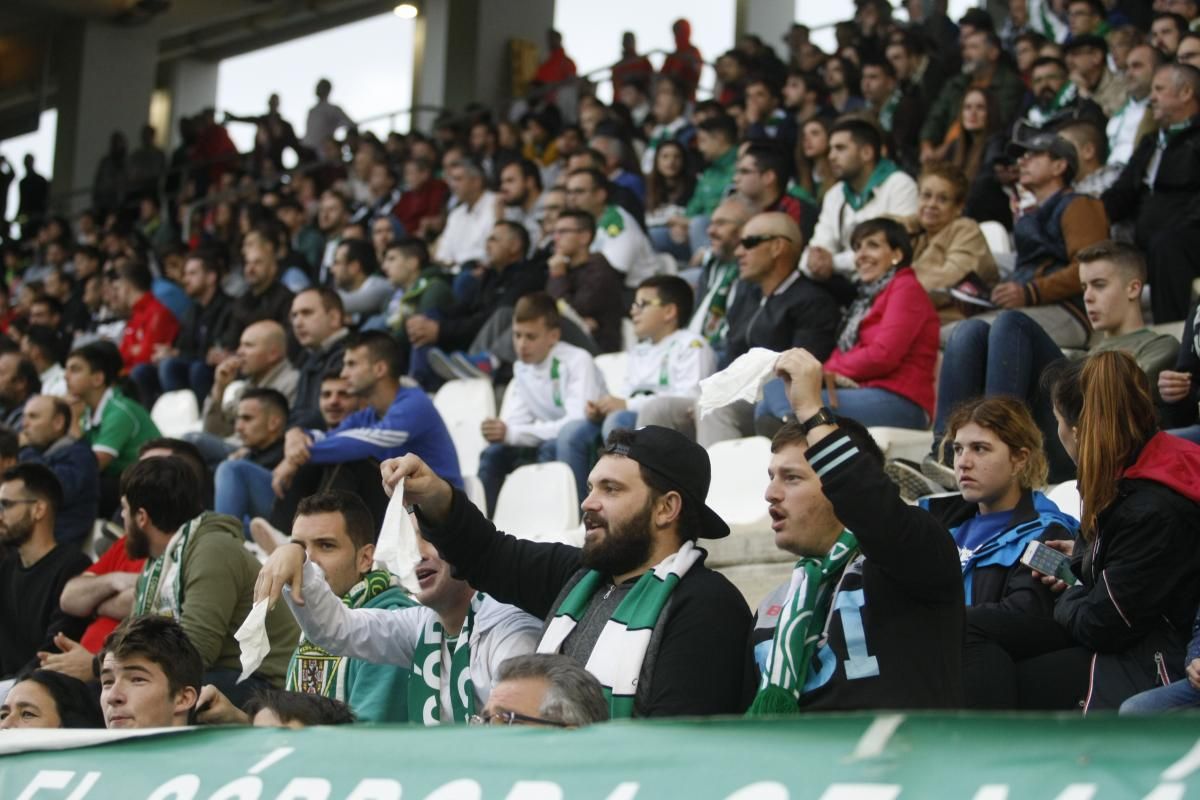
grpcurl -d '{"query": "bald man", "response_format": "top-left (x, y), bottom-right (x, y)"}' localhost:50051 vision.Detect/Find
top-left (695, 212), bottom-right (841, 446)
top-left (199, 320), bottom-right (299, 445)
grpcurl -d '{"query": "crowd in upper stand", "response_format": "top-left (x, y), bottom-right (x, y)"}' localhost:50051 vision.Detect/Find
top-left (2, 0), bottom-right (1200, 735)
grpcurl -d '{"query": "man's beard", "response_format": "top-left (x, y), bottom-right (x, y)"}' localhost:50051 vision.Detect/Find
top-left (1037, 89), bottom-right (1058, 108)
top-left (125, 518), bottom-right (151, 560)
top-left (580, 500), bottom-right (654, 577)
top-left (0, 517), bottom-right (32, 550)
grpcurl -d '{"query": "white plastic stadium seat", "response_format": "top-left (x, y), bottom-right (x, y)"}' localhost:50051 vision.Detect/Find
top-left (151, 389), bottom-right (201, 438)
top-left (705, 437), bottom-right (772, 533)
top-left (1046, 480), bottom-right (1082, 521)
top-left (621, 318), bottom-right (638, 351)
top-left (433, 378), bottom-right (496, 477)
top-left (594, 352), bottom-right (629, 399)
top-left (979, 221), bottom-right (1012, 255)
top-left (492, 462), bottom-right (581, 545)
top-left (222, 379), bottom-right (246, 417)
top-left (868, 426), bottom-right (932, 465)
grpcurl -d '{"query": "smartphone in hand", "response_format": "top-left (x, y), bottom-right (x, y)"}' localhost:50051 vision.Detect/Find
top-left (1020, 541), bottom-right (1078, 586)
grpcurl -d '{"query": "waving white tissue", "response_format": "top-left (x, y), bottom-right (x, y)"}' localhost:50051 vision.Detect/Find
top-left (375, 478), bottom-right (422, 594)
top-left (697, 348), bottom-right (780, 419)
top-left (234, 599), bottom-right (270, 683)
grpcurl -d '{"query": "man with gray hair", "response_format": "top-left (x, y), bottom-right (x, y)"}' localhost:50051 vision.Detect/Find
top-left (435, 159), bottom-right (497, 268)
top-left (474, 653), bottom-right (609, 727)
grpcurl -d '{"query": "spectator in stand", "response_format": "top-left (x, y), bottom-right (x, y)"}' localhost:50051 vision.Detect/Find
top-left (898, 162), bottom-right (999, 323)
top-left (645, 141), bottom-right (697, 263)
top-left (476, 653), bottom-right (608, 727)
top-left (1179, 31), bottom-right (1200, 66)
top-left (0, 671), bottom-right (103, 729)
top-left (640, 76), bottom-right (696, 175)
top-left (735, 142), bottom-right (814, 238)
top-left (18, 395), bottom-right (98, 546)
top-left (746, 351), bottom-right (964, 712)
top-left (361, 162), bottom-right (404, 226)
top-left (315, 190), bottom-right (351, 286)
top-left (21, 327), bottom-right (67, 398)
top-left (1120, 610), bottom-right (1200, 714)
top-left (1065, 0), bottom-right (1110, 39)
top-left (576, 276), bottom-right (715, 444)
top-left (566, 147), bottom-right (646, 229)
top-left (942, 87), bottom-right (1006, 183)
top-left (302, 78), bottom-right (354, 154)
top-left (612, 31), bottom-right (654, 96)
top-left (799, 118), bottom-right (836, 204)
top-left (860, 58), bottom-right (923, 173)
top-left (99, 615), bottom-right (203, 729)
top-left (1058, 120), bottom-right (1122, 197)
top-left (1151, 13), bottom-right (1188, 58)
top-left (123, 457), bottom-right (299, 703)
top-left (699, 213), bottom-right (840, 445)
top-left (378, 238), bottom-right (453, 347)
top-left (887, 29), bottom-right (949, 115)
top-left (661, 19), bottom-right (704, 100)
top-left (973, 130), bottom-right (1107, 349)
top-left (1063, 35), bottom-right (1128, 118)
top-left (213, 388), bottom-right (289, 530)
top-left (565, 168), bottom-right (659, 291)
top-left (381, 423), bottom-right (756, 718)
top-left (675, 115), bottom-right (738, 254)
top-left (0, 352), bottom-right (39, 430)
top-left (802, 120), bottom-right (919, 282)
top-left (532, 29), bottom-right (577, 90)
top-left (968, 352), bottom-right (1200, 711)
top-left (316, 370), bottom-right (360, 430)
top-left (498, 158), bottom-right (545, 250)
top-left (478, 293), bottom-right (605, 511)
top-left (928, 242), bottom-right (1179, 488)
top-left (435, 160), bottom-right (497, 269)
top-left (545, 209), bottom-right (625, 354)
top-left (330, 238), bottom-right (392, 327)
top-left (223, 235), bottom-right (295, 351)
top-left (921, 30), bottom-right (1025, 163)
top-left (821, 55), bottom-right (866, 116)
top-left (1161, 302), bottom-right (1200, 443)
top-left (591, 133), bottom-right (645, 205)
top-left (760, 218), bottom-right (939, 433)
top-left (117, 258), bottom-right (180, 380)
top-left (685, 196), bottom-right (754, 363)
top-left (0, 463), bottom-right (90, 679)
top-left (745, 76), bottom-right (800, 156)
top-left (192, 109), bottom-right (239, 192)
top-left (267, 332), bottom-right (461, 532)
top-left (290, 288), bottom-right (350, 430)
top-left (1103, 63), bottom-right (1200, 323)
top-left (65, 341), bottom-right (160, 517)
top-left (276, 197), bottom-right (324, 278)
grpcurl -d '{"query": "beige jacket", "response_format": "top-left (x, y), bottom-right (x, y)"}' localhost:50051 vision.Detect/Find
top-left (899, 215), bottom-right (999, 322)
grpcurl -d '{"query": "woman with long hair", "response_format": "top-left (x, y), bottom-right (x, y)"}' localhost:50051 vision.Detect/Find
top-left (799, 117), bottom-right (836, 202)
top-left (1045, 350), bottom-right (1200, 711)
top-left (941, 87), bottom-right (1004, 183)
top-left (644, 140), bottom-right (697, 262)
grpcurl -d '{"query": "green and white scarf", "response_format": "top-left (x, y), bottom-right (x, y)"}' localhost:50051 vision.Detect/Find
top-left (747, 531), bottom-right (859, 716)
top-left (537, 540), bottom-right (702, 719)
top-left (133, 515), bottom-right (201, 618)
top-left (409, 592), bottom-right (484, 725)
top-left (842, 159), bottom-right (899, 212)
top-left (286, 570), bottom-right (399, 702)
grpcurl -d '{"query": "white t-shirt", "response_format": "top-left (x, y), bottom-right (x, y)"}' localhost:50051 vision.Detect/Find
top-left (622, 329), bottom-right (715, 413)
top-left (435, 191), bottom-right (498, 267)
top-left (503, 341), bottom-right (606, 446)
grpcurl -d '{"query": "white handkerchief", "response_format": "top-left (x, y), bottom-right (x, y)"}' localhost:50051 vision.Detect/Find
top-left (375, 478), bottom-right (422, 594)
top-left (697, 347), bottom-right (781, 419)
top-left (234, 599), bottom-right (270, 683)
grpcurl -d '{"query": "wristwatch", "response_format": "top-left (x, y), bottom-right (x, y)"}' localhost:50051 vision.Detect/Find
top-left (798, 407), bottom-right (837, 434)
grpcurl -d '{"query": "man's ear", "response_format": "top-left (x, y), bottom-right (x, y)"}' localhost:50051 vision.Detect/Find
top-left (176, 685), bottom-right (199, 719)
top-left (654, 490), bottom-right (684, 530)
top-left (357, 543), bottom-right (376, 574)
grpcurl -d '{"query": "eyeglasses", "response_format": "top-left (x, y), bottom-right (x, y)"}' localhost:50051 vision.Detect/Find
top-left (0, 498), bottom-right (38, 511)
top-left (553, 227), bottom-right (587, 236)
top-left (630, 298), bottom-right (663, 311)
top-left (466, 710), bottom-right (568, 727)
top-left (739, 234), bottom-right (792, 250)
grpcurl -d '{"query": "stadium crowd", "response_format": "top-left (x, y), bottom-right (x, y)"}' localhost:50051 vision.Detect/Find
top-left (4, 0), bottom-right (1200, 735)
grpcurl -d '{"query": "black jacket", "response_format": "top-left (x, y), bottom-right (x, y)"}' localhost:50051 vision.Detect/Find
top-left (723, 271), bottom-right (841, 369)
top-left (290, 329), bottom-right (348, 430)
top-left (438, 259), bottom-right (547, 352)
top-left (223, 280), bottom-right (295, 350)
top-left (1055, 457), bottom-right (1200, 711)
top-left (418, 488), bottom-right (756, 717)
top-left (751, 428), bottom-right (965, 711)
top-left (1161, 302), bottom-right (1199, 430)
top-left (1103, 115), bottom-right (1200, 250)
top-left (176, 291), bottom-right (234, 361)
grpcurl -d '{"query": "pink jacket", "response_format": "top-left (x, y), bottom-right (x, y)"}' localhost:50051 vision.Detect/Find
top-left (824, 267), bottom-right (939, 417)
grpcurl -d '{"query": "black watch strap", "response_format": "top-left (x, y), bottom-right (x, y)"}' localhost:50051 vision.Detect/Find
top-left (799, 407), bottom-right (837, 434)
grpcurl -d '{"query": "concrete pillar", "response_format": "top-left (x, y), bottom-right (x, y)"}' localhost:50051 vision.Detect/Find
top-left (52, 20), bottom-right (160, 212)
top-left (413, 0), bottom-right (556, 127)
top-left (163, 58), bottom-right (219, 152)
top-left (737, 0), bottom-right (796, 59)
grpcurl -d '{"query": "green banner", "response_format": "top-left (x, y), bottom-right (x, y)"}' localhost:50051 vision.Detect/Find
top-left (4, 713), bottom-right (1200, 799)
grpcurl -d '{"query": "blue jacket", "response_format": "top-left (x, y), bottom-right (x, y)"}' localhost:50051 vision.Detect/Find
top-left (307, 385), bottom-right (462, 488)
top-left (20, 437), bottom-right (100, 545)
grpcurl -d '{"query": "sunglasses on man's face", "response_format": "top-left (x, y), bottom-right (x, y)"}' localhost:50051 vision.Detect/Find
top-left (739, 234), bottom-right (792, 250)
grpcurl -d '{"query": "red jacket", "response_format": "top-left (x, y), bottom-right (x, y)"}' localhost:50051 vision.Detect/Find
top-left (534, 47), bottom-right (578, 85)
top-left (824, 268), bottom-right (939, 417)
top-left (1124, 432), bottom-right (1200, 502)
top-left (394, 179), bottom-right (449, 235)
top-left (120, 291), bottom-right (180, 372)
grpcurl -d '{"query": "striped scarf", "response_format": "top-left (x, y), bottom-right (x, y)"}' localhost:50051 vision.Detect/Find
top-left (747, 531), bottom-right (859, 715)
top-left (286, 570), bottom-right (399, 702)
top-left (408, 592), bottom-right (484, 725)
top-left (538, 541), bottom-right (702, 718)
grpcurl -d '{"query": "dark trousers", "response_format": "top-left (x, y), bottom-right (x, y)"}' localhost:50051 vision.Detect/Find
top-left (964, 606), bottom-right (1091, 710)
top-left (1148, 227), bottom-right (1200, 323)
top-left (268, 458), bottom-right (390, 534)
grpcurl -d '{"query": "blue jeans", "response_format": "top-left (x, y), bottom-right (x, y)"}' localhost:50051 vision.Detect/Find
top-left (935, 310), bottom-right (1073, 481)
top-left (1119, 679), bottom-right (1200, 715)
top-left (161, 357), bottom-right (215, 406)
top-left (648, 225), bottom-right (691, 263)
top-left (756, 378), bottom-right (928, 430)
top-left (214, 458), bottom-right (275, 535)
